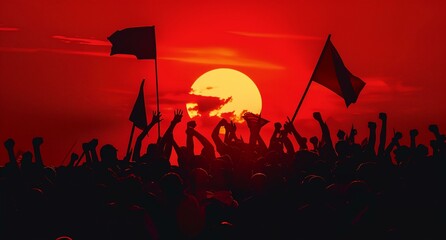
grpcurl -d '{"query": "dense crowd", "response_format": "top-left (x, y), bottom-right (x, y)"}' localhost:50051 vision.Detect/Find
top-left (1, 111), bottom-right (445, 239)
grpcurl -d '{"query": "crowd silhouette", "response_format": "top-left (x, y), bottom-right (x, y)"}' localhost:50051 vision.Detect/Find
top-left (1, 111), bottom-right (445, 239)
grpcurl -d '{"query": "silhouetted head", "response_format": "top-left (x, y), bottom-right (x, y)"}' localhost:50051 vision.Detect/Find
top-left (190, 168), bottom-right (210, 191)
top-left (310, 136), bottom-right (318, 145)
top-left (250, 172), bottom-right (268, 195)
top-left (160, 172), bottom-right (184, 197)
top-left (394, 146), bottom-right (410, 164)
top-left (100, 144), bottom-right (118, 163)
top-left (21, 151), bottom-right (33, 168)
top-left (302, 175), bottom-right (327, 202)
top-left (146, 143), bottom-right (161, 157)
top-left (416, 144), bottom-right (429, 157)
top-left (337, 130), bottom-right (346, 140)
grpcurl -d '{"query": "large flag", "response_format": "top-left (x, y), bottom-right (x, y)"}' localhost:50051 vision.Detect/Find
top-left (130, 80), bottom-right (147, 130)
top-left (108, 26), bottom-right (156, 59)
top-left (311, 35), bottom-right (365, 107)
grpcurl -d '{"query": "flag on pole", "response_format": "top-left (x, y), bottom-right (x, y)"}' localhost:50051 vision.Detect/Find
top-left (130, 80), bottom-right (147, 130)
top-left (108, 26), bottom-right (156, 59)
top-left (243, 112), bottom-right (269, 128)
top-left (310, 35), bottom-right (365, 107)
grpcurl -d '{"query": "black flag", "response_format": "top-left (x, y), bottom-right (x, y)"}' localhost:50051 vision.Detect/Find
top-left (129, 80), bottom-right (147, 130)
top-left (108, 26), bottom-right (156, 59)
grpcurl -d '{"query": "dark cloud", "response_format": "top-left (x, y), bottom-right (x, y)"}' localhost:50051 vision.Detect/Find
top-left (187, 95), bottom-right (232, 116)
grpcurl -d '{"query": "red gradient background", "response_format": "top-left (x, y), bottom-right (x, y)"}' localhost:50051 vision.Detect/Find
top-left (1, 0), bottom-right (445, 166)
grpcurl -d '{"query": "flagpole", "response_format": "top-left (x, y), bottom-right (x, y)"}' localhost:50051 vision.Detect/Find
top-left (154, 26), bottom-right (161, 139)
top-left (155, 58), bottom-right (160, 139)
top-left (126, 123), bottom-right (136, 159)
top-left (290, 34), bottom-right (332, 123)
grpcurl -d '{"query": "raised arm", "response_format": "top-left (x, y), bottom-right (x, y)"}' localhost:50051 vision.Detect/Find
top-left (212, 118), bottom-right (228, 155)
top-left (378, 112), bottom-right (387, 157)
top-left (247, 119), bottom-right (267, 154)
top-left (132, 111), bottom-right (162, 162)
top-left (89, 139), bottom-right (99, 164)
top-left (281, 130), bottom-right (295, 155)
top-left (189, 126), bottom-right (215, 158)
top-left (82, 142), bottom-right (92, 165)
top-left (309, 136), bottom-right (319, 152)
top-left (32, 137), bottom-right (44, 167)
top-left (284, 119), bottom-right (308, 150)
top-left (384, 131), bottom-right (402, 159)
top-left (428, 124), bottom-right (445, 158)
top-left (409, 129), bottom-right (418, 150)
top-left (269, 122), bottom-right (282, 149)
top-left (348, 125), bottom-right (357, 144)
top-left (366, 122), bottom-right (377, 156)
top-left (160, 110), bottom-right (183, 161)
top-left (68, 153), bottom-right (79, 167)
top-left (4, 138), bottom-right (17, 166)
top-left (226, 121), bottom-right (239, 143)
top-left (313, 112), bottom-right (334, 149)
top-left (186, 120), bottom-right (196, 155)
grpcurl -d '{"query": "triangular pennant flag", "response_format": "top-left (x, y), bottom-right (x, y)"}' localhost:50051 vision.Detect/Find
top-left (129, 80), bottom-right (147, 129)
top-left (243, 112), bottom-right (269, 128)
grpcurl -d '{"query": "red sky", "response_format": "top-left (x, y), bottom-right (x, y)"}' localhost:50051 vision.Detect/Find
top-left (1, 0), bottom-right (445, 166)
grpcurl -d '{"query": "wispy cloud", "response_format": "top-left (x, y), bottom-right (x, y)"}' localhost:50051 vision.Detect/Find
top-left (162, 47), bottom-right (284, 70)
top-left (0, 27), bottom-right (19, 31)
top-left (228, 31), bottom-right (323, 41)
top-left (0, 46), bottom-right (122, 58)
top-left (52, 35), bottom-right (111, 46)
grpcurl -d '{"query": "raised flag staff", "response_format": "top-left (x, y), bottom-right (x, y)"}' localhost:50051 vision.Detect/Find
top-left (108, 26), bottom-right (161, 143)
top-left (127, 79), bottom-right (148, 157)
top-left (291, 34), bottom-right (366, 122)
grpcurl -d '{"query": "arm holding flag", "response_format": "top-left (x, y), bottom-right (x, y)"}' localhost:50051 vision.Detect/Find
top-left (291, 35), bottom-right (366, 122)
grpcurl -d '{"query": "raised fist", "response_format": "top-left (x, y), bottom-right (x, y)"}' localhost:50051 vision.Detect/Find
top-left (313, 112), bottom-right (322, 122)
top-left (368, 122), bottom-right (376, 129)
top-left (379, 112), bottom-right (387, 121)
top-left (71, 153), bottom-right (79, 162)
top-left (393, 131), bottom-right (403, 141)
top-left (187, 120), bottom-right (197, 129)
top-left (428, 124), bottom-right (439, 134)
top-left (186, 127), bottom-right (195, 135)
top-left (32, 137), bottom-right (44, 146)
top-left (410, 129), bottom-right (419, 137)
top-left (4, 138), bottom-right (15, 149)
top-left (89, 138), bottom-right (98, 149)
top-left (82, 142), bottom-right (90, 152)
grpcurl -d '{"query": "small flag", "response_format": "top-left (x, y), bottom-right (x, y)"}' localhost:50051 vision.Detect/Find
top-left (243, 112), bottom-right (269, 128)
top-left (130, 80), bottom-right (147, 129)
top-left (108, 26), bottom-right (156, 59)
top-left (311, 35), bottom-right (365, 107)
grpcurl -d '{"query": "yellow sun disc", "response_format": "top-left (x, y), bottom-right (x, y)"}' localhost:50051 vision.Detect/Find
top-left (186, 68), bottom-right (262, 122)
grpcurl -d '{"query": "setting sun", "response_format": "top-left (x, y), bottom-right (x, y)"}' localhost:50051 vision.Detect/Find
top-left (186, 68), bottom-right (262, 122)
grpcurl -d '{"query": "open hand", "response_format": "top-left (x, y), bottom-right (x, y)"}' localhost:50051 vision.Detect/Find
top-left (172, 109), bottom-right (183, 124)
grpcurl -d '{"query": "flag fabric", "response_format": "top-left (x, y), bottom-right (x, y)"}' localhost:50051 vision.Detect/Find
top-left (130, 80), bottom-right (147, 130)
top-left (108, 26), bottom-right (156, 59)
top-left (243, 112), bottom-right (269, 128)
top-left (310, 35), bottom-right (365, 107)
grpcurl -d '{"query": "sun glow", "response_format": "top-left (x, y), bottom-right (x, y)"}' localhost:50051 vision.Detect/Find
top-left (186, 68), bottom-right (262, 122)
